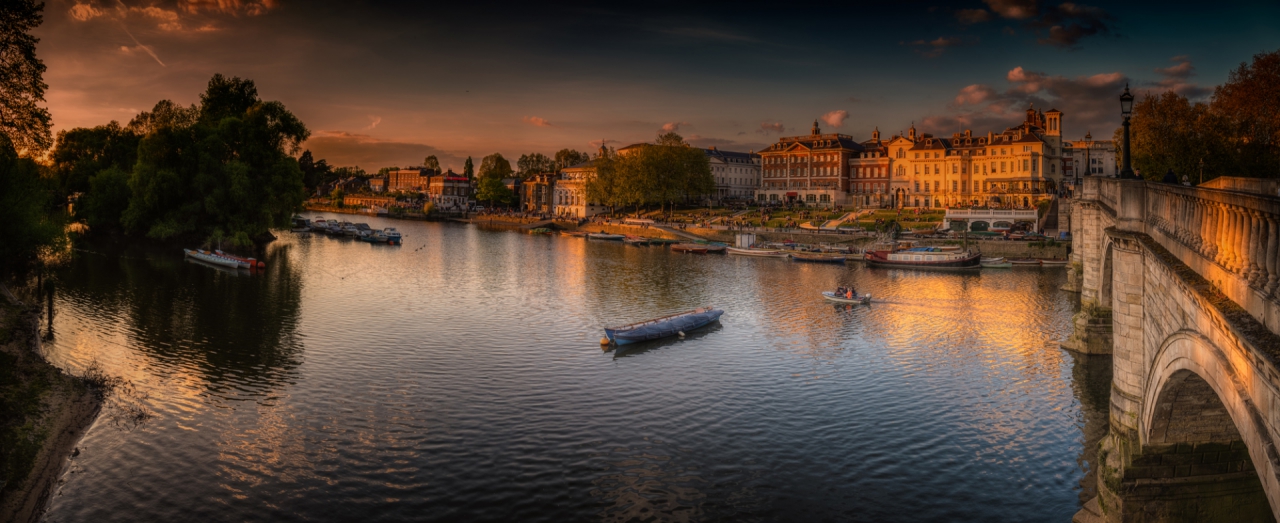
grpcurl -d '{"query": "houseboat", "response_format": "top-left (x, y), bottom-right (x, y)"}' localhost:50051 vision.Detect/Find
top-left (865, 245), bottom-right (980, 270)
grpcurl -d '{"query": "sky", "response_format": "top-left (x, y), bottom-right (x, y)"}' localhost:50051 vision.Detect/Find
top-left (35, 0), bottom-right (1280, 171)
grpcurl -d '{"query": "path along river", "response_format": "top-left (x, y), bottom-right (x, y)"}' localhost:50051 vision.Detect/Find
top-left (38, 214), bottom-right (1109, 522)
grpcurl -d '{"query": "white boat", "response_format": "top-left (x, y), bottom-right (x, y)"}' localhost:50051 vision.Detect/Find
top-left (822, 291), bottom-right (872, 304)
top-left (381, 227), bottom-right (402, 243)
top-left (725, 246), bottom-right (790, 258)
top-left (184, 249), bottom-right (243, 269)
top-left (342, 223), bottom-right (360, 236)
top-left (587, 233), bottom-right (625, 240)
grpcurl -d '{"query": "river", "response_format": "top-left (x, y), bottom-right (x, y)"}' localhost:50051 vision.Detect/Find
top-left (38, 214), bottom-right (1110, 522)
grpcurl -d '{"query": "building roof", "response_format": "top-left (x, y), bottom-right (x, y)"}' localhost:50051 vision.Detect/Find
top-left (703, 147), bottom-right (758, 161)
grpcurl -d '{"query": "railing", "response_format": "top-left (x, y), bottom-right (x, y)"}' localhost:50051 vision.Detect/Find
top-left (1099, 178), bottom-right (1119, 211)
top-left (945, 209), bottom-right (1038, 219)
top-left (1141, 182), bottom-right (1280, 301)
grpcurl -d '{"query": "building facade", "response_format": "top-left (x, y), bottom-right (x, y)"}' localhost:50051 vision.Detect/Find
top-left (424, 170), bottom-right (472, 210)
top-left (757, 106), bottom-right (1065, 209)
top-left (555, 157), bottom-right (608, 218)
top-left (705, 147), bottom-right (760, 203)
top-left (1063, 135), bottom-right (1117, 180)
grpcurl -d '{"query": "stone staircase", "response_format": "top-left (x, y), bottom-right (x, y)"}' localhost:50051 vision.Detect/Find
top-left (821, 211), bottom-right (859, 229)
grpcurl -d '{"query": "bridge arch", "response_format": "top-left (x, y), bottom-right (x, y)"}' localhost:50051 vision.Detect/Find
top-left (1138, 330), bottom-right (1280, 518)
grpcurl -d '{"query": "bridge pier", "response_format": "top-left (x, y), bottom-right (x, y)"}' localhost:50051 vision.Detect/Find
top-left (1069, 177), bottom-right (1280, 522)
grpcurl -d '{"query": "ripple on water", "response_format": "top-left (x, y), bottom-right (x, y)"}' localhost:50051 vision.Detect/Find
top-left (40, 217), bottom-right (1103, 523)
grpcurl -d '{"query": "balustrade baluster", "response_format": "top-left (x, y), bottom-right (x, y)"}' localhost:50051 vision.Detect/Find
top-left (1266, 214), bottom-right (1280, 296)
top-left (1248, 211), bottom-right (1263, 286)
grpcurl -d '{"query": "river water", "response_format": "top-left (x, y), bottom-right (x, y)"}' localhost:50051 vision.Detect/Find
top-left (39, 214), bottom-right (1110, 522)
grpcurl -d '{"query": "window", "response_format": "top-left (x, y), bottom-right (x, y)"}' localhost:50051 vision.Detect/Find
top-left (915, 165), bottom-right (919, 174)
top-left (934, 181), bottom-right (940, 192)
top-left (914, 181), bottom-right (920, 192)
top-left (820, 194), bottom-right (830, 203)
top-left (952, 181), bottom-right (958, 191)
top-left (1001, 161), bottom-right (1006, 172)
top-left (806, 194), bottom-right (816, 203)
top-left (770, 194), bottom-right (778, 201)
top-left (953, 165), bottom-right (958, 174)
top-left (974, 181), bottom-right (980, 192)
top-left (1023, 159), bottom-right (1029, 170)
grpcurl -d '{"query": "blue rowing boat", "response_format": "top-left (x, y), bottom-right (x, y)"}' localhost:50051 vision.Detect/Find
top-left (604, 307), bottom-right (724, 346)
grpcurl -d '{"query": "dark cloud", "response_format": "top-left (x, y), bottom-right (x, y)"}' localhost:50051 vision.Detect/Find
top-left (923, 65), bottom-right (1130, 138)
top-left (903, 36), bottom-right (975, 58)
top-left (757, 122), bottom-right (785, 135)
top-left (1150, 56), bottom-right (1212, 99)
top-left (983, 0), bottom-right (1039, 19)
top-left (956, 8), bottom-right (992, 24)
top-left (304, 131), bottom-right (467, 170)
top-left (1031, 3), bottom-right (1116, 48)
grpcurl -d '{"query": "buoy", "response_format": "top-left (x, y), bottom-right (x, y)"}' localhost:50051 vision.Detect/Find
top-left (677, 331), bottom-right (686, 338)
top-left (257, 261), bottom-right (266, 269)
top-left (600, 337), bottom-right (611, 345)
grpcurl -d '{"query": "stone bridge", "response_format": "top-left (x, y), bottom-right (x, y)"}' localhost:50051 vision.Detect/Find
top-left (1065, 176), bottom-right (1280, 522)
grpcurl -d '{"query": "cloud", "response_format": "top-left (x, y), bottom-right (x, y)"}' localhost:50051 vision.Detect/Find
top-left (132, 6), bottom-right (184, 31)
top-left (660, 121), bottom-right (687, 133)
top-left (757, 122), bottom-right (785, 135)
top-left (365, 116), bottom-right (382, 130)
top-left (954, 84), bottom-right (998, 105)
top-left (922, 64), bottom-right (1131, 138)
top-left (1151, 56), bottom-right (1212, 99)
top-left (657, 27), bottom-right (757, 43)
top-left (904, 36), bottom-right (974, 58)
top-left (522, 116), bottom-right (552, 127)
top-left (956, 8), bottom-right (992, 24)
top-left (984, 0), bottom-right (1039, 19)
top-left (820, 110), bottom-right (849, 128)
top-left (69, 3), bottom-right (105, 21)
top-left (304, 131), bottom-right (467, 171)
top-left (179, 0), bottom-right (278, 16)
top-left (1032, 3), bottom-right (1116, 48)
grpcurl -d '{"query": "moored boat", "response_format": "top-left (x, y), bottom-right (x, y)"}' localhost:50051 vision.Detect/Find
top-left (1009, 258), bottom-right (1041, 266)
top-left (604, 307), bottom-right (724, 345)
top-left (381, 227), bottom-right (402, 244)
top-left (1038, 258), bottom-right (1069, 266)
top-left (865, 246), bottom-right (981, 270)
top-left (530, 228), bottom-right (553, 235)
top-left (214, 249), bottom-right (264, 269)
top-left (671, 243), bottom-right (709, 253)
top-left (725, 246), bottom-right (789, 258)
top-left (623, 236), bottom-right (650, 245)
top-left (587, 232), bottom-right (625, 240)
top-left (791, 253), bottom-right (848, 263)
top-left (821, 291), bottom-right (872, 304)
top-left (184, 249), bottom-right (244, 269)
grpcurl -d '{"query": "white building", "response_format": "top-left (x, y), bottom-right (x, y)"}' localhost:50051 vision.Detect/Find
top-left (554, 157), bottom-right (608, 218)
top-left (704, 146), bottom-right (760, 203)
top-left (1064, 135), bottom-right (1117, 179)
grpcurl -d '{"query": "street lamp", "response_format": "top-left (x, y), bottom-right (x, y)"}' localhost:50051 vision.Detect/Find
top-left (1199, 158), bottom-right (1205, 185)
top-left (1119, 85), bottom-right (1135, 179)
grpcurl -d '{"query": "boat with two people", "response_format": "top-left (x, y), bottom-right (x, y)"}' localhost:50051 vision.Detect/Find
top-left (822, 285), bottom-right (871, 305)
top-left (603, 307), bottom-right (725, 346)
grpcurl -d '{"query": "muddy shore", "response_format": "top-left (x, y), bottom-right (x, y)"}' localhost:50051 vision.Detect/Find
top-left (0, 284), bottom-right (102, 523)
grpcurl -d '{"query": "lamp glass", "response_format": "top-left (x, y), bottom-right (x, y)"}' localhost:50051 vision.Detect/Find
top-left (1120, 86), bottom-right (1134, 117)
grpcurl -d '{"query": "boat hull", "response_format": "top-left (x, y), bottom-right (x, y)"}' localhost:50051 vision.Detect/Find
top-left (821, 292), bottom-right (871, 304)
top-left (605, 308), bottom-right (724, 345)
top-left (792, 254), bottom-right (847, 263)
top-left (865, 251), bottom-right (981, 270)
top-left (184, 249), bottom-right (243, 269)
top-left (725, 247), bottom-right (789, 257)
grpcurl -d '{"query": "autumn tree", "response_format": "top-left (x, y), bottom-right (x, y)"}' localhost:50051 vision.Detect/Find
top-left (0, 0), bottom-right (53, 154)
top-left (1116, 92), bottom-right (1213, 180)
top-left (1211, 49), bottom-right (1280, 178)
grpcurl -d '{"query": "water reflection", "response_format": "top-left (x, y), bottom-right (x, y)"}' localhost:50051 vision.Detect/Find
top-left (41, 217), bottom-right (1103, 523)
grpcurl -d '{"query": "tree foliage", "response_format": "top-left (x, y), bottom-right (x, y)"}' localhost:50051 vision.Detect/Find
top-left (0, 134), bottom-right (62, 275)
top-left (1123, 48), bottom-right (1280, 181)
top-left (517, 152), bottom-right (555, 176)
top-left (478, 153), bottom-right (513, 181)
top-left (117, 74), bottom-right (310, 246)
top-left (585, 133), bottom-right (712, 212)
top-left (423, 155), bottom-right (441, 172)
top-left (0, 0), bottom-right (52, 154)
top-left (463, 156), bottom-right (474, 180)
top-left (51, 121), bottom-right (140, 196)
top-left (475, 176), bottom-right (514, 206)
top-left (554, 148), bottom-right (589, 169)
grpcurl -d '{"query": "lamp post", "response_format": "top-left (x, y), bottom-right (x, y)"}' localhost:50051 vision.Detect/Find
top-left (1119, 85), bottom-right (1135, 179)
top-left (1199, 158), bottom-right (1205, 185)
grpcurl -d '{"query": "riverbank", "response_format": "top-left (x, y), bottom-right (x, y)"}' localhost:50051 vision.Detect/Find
top-left (0, 284), bottom-right (101, 523)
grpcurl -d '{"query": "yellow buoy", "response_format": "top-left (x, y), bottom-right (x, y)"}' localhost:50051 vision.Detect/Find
top-left (600, 337), bottom-right (611, 345)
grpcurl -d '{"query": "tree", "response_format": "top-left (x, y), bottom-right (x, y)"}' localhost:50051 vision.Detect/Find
top-left (463, 156), bottom-right (474, 181)
top-left (423, 155), bottom-right (441, 172)
top-left (1211, 49), bottom-right (1280, 178)
top-left (478, 153), bottom-right (513, 181)
top-left (475, 176), bottom-right (514, 207)
top-left (0, 134), bottom-right (62, 275)
top-left (655, 132), bottom-right (684, 146)
top-left (51, 122), bottom-right (140, 196)
top-left (127, 99), bottom-right (197, 135)
top-left (517, 152), bottom-right (554, 176)
top-left (554, 148), bottom-right (589, 169)
top-left (0, 0), bottom-right (52, 154)
top-left (122, 74), bottom-right (310, 247)
top-left (79, 166), bottom-right (132, 230)
top-left (1116, 92), bottom-right (1214, 181)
